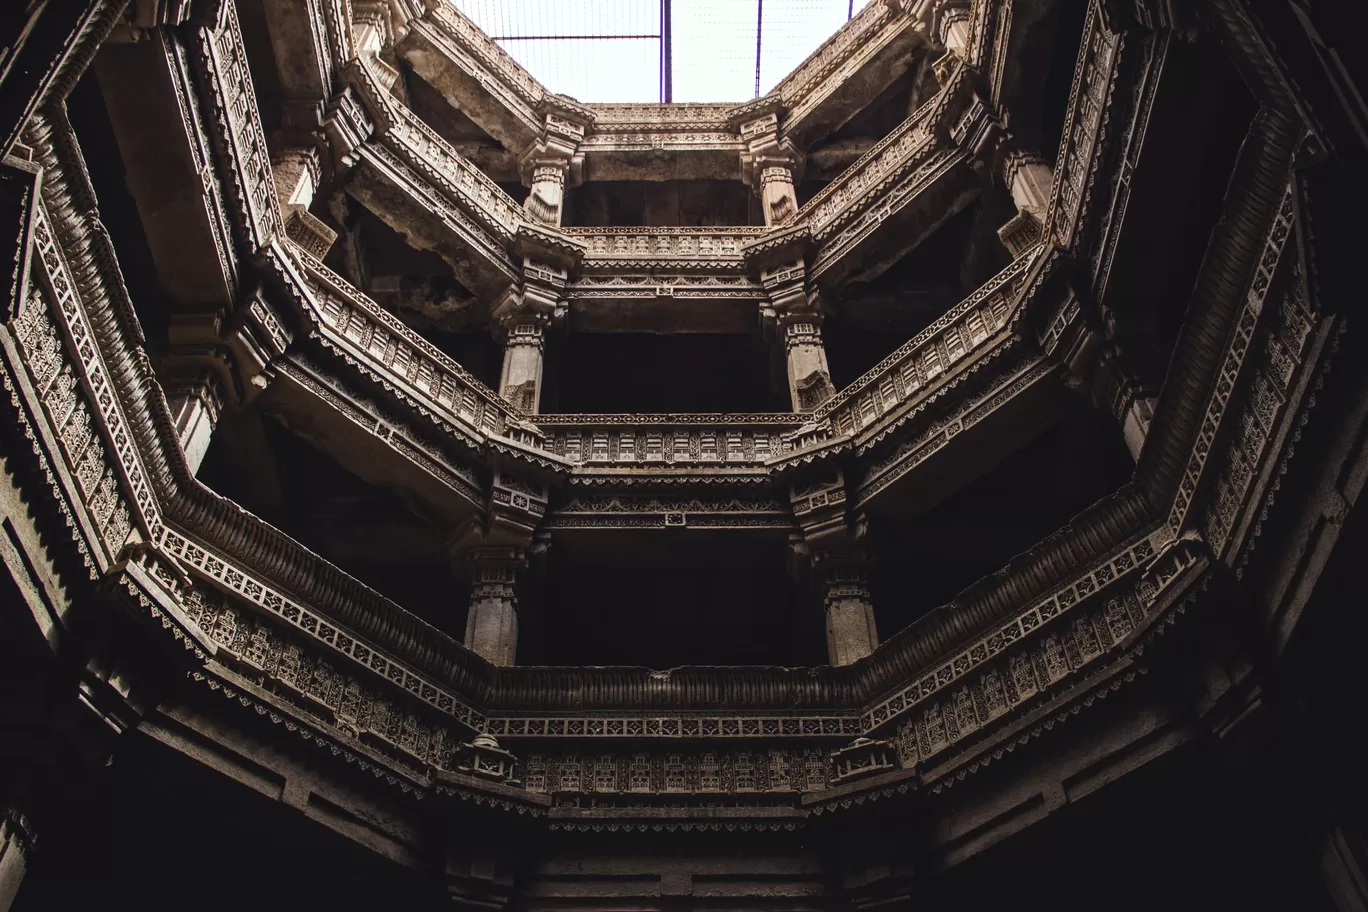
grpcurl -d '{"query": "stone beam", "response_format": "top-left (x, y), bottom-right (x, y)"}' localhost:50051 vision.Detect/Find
top-left (396, 7), bottom-right (544, 156)
top-left (93, 30), bottom-right (239, 311)
top-left (258, 0), bottom-right (336, 142)
top-left (262, 357), bottom-right (485, 528)
top-left (772, 0), bottom-right (927, 149)
top-left (564, 227), bottom-right (768, 334)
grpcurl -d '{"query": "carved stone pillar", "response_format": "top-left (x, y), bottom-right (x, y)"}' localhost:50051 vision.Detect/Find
top-left (163, 367), bottom-right (223, 475)
top-left (764, 264), bottom-right (832, 412)
top-left (931, 0), bottom-right (973, 60)
top-left (790, 471), bottom-right (881, 665)
top-left (821, 560), bottom-right (879, 666)
top-left (520, 101), bottom-right (587, 227)
top-left (1092, 343), bottom-right (1158, 462)
top-left (465, 551), bottom-right (522, 667)
top-left (782, 317), bottom-right (835, 413)
top-left (273, 148), bottom-right (337, 259)
top-left (496, 314), bottom-right (547, 414)
top-left (495, 224), bottom-right (584, 413)
top-left (736, 103), bottom-right (803, 226)
top-left (757, 165), bottom-right (800, 227)
top-left (0, 807), bottom-right (36, 912)
top-left (998, 150), bottom-right (1054, 256)
top-left (744, 225), bottom-right (830, 412)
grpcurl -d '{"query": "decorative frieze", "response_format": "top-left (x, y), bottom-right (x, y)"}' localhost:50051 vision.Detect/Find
top-left (193, 0), bottom-right (283, 253)
top-left (179, 579), bottom-right (469, 773)
top-left (518, 746), bottom-right (833, 801)
top-left (546, 494), bottom-right (792, 532)
top-left (568, 227), bottom-right (765, 266)
top-left (1168, 186), bottom-right (1296, 535)
top-left (493, 714), bottom-right (857, 739)
top-left (539, 416), bottom-right (799, 469)
top-left (287, 250), bottom-right (516, 447)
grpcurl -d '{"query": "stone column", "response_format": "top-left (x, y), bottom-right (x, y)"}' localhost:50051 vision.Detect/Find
top-left (763, 263), bottom-right (832, 412)
top-left (524, 162), bottom-right (569, 227)
top-left (164, 367), bottom-right (223, 475)
top-left (0, 808), bottom-right (36, 912)
top-left (497, 315), bottom-right (547, 414)
top-left (465, 553), bottom-right (521, 666)
top-left (757, 165), bottom-right (800, 227)
top-left (520, 102), bottom-right (587, 227)
top-left (273, 148), bottom-right (337, 259)
top-left (822, 562), bottom-right (879, 666)
top-left (931, 0), bottom-right (973, 59)
top-left (737, 106), bottom-right (803, 226)
top-left (998, 150), bottom-right (1054, 255)
top-left (1093, 344), bottom-right (1158, 462)
top-left (782, 317), bottom-right (835, 412)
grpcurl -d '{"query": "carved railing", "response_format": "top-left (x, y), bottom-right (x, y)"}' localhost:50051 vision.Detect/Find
top-left (537, 413), bottom-right (804, 468)
top-left (770, 0), bottom-right (915, 135)
top-left (285, 248), bottom-right (526, 448)
top-left (348, 58), bottom-right (523, 239)
top-left (421, 2), bottom-right (546, 127)
top-left (581, 104), bottom-right (743, 153)
top-left (794, 95), bottom-right (941, 242)
top-left (567, 227), bottom-right (767, 265)
top-left (811, 247), bottom-right (1042, 444)
top-left (1046, 3), bottom-right (1121, 250)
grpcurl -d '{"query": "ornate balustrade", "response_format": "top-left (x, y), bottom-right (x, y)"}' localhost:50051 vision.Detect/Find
top-left (810, 247), bottom-right (1043, 448)
top-left (409, 2), bottom-right (545, 146)
top-left (567, 227), bottom-right (766, 266)
top-left (285, 248), bottom-right (528, 451)
top-left (769, 0), bottom-right (921, 142)
top-left (538, 413), bottom-right (804, 471)
top-left (347, 56), bottom-right (524, 245)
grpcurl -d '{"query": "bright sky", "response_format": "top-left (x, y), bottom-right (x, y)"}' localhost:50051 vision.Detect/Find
top-left (449, 0), bottom-right (875, 103)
